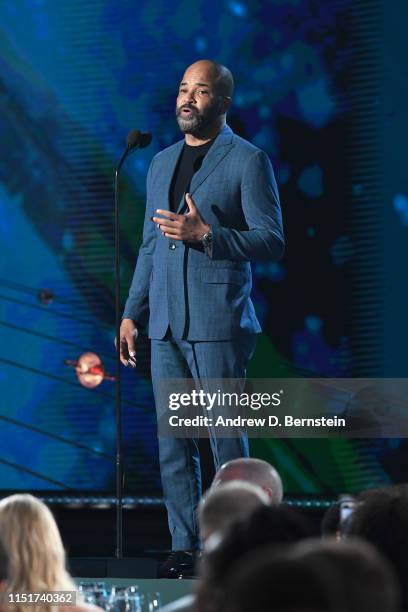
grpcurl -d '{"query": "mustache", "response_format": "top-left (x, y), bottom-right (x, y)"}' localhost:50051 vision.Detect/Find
top-left (177, 104), bottom-right (199, 115)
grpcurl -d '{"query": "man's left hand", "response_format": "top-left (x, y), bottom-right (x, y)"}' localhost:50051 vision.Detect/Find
top-left (152, 193), bottom-right (210, 243)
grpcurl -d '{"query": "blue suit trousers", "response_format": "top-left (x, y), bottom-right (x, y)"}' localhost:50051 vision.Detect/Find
top-left (151, 331), bottom-right (257, 550)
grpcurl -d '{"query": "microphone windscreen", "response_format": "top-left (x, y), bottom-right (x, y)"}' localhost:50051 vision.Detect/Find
top-left (139, 132), bottom-right (152, 149)
top-left (127, 129), bottom-right (141, 148)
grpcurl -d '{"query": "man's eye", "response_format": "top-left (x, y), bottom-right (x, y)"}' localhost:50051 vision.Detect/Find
top-left (198, 90), bottom-right (209, 95)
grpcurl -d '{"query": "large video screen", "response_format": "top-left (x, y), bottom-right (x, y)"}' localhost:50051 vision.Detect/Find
top-left (1, 0), bottom-right (404, 496)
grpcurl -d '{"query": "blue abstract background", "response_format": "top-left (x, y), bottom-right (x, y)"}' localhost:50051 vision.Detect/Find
top-left (1, 0), bottom-right (407, 495)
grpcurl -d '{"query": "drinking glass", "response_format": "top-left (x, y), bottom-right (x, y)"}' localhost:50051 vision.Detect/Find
top-left (108, 585), bottom-right (142, 612)
top-left (146, 592), bottom-right (161, 612)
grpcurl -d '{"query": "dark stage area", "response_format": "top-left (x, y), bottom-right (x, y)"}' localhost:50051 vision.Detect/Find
top-left (48, 497), bottom-right (325, 576)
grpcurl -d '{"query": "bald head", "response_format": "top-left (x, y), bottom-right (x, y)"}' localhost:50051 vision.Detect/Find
top-left (198, 480), bottom-right (269, 544)
top-left (183, 60), bottom-right (234, 98)
top-left (212, 458), bottom-right (283, 504)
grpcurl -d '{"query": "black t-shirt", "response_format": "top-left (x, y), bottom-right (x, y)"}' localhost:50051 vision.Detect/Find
top-left (169, 139), bottom-right (215, 213)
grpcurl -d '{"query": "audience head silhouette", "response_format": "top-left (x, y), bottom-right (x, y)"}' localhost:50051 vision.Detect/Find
top-left (212, 458), bottom-right (283, 503)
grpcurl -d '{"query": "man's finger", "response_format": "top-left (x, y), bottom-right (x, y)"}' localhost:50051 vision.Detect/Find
top-left (155, 209), bottom-right (180, 220)
top-left (119, 340), bottom-right (129, 366)
top-left (185, 193), bottom-right (197, 212)
top-left (126, 333), bottom-right (136, 355)
top-left (164, 231), bottom-right (182, 239)
top-left (152, 217), bottom-right (182, 228)
top-left (158, 226), bottom-right (182, 236)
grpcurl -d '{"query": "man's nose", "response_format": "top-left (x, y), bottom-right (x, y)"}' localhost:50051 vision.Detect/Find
top-left (183, 89), bottom-right (197, 104)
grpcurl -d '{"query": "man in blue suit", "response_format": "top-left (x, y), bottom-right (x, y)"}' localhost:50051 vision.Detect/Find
top-left (119, 60), bottom-right (284, 576)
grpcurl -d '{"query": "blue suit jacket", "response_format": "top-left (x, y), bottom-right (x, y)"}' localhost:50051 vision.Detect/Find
top-left (123, 124), bottom-right (284, 341)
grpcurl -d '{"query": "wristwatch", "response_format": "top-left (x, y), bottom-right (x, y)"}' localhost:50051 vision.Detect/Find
top-left (201, 229), bottom-right (213, 250)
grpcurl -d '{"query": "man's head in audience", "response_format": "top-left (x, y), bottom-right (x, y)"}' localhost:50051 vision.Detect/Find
top-left (212, 458), bottom-right (283, 503)
top-left (347, 485), bottom-right (408, 610)
top-left (195, 504), bottom-right (314, 612)
top-left (198, 480), bottom-right (269, 547)
top-left (219, 537), bottom-right (400, 612)
top-left (290, 537), bottom-right (401, 612)
top-left (321, 502), bottom-right (342, 540)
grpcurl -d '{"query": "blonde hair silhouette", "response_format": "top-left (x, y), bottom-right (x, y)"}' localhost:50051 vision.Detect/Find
top-left (0, 494), bottom-right (76, 612)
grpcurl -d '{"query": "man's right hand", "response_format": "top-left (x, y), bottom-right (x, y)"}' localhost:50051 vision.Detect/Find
top-left (116, 318), bottom-right (138, 367)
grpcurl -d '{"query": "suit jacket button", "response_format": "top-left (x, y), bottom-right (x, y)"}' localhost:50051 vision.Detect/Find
top-left (169, 242), bottom-right (176, 250)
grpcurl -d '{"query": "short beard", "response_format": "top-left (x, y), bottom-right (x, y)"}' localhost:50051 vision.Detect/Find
top-left (176, 99), bottom-right (223, 136)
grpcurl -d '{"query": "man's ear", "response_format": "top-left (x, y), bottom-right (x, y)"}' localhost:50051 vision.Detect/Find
top-left (222, 96), bottom-right (232, 114)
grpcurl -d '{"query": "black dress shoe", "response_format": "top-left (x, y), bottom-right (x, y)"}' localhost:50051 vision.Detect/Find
top-left (157, 550), bottom-right (197, 579)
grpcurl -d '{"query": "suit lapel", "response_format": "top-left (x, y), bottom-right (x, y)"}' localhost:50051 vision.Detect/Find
top-left (162, 140), bottom-right (184, 210)
top-left (177, 124), bottom-right (234, 213)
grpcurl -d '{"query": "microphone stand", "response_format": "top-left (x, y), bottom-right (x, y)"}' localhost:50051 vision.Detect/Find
top-left (114, 130), bottom-right (151, 566)
top-left (114, 146), bottom-right (131, 559)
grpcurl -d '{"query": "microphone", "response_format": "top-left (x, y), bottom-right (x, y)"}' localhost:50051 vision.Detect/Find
top-left (126, 129), bottom-right (152, 150)
top-left (116, 129), bottom-right (152, 174)
top-left (113, 127), bottom-right (151, 558)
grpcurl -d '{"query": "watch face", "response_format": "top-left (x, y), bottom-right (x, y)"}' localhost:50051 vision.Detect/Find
top-left (202, 232), bottom-right (212, 247)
